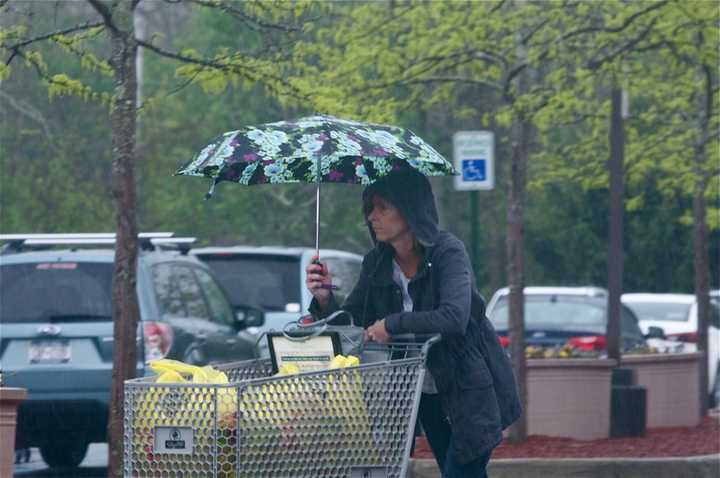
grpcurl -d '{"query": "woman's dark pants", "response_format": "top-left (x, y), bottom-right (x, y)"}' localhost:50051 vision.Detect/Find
top-left (418, 393), bottom-right (492, 478)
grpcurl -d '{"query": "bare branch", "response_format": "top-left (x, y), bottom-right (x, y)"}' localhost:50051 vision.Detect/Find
top-left (0, 88), bottom-right (58, 152)
top-left (5, 50), bottom-right (16, 66)
top-left (4, 20), bottom-right (105, 50)
top-left (557, 0), bottom-right (669, 41)
top-left (135, 38), bottom-right (310, 103)
top-left (348, 73), bottom-right (502, 98)
top-left (521, 18), bottom-right (550, 46)
top-left (586, 18), bottom-right (658, 70)
top-left (489, 0), bottom-right (506, 14)
top-left (87, 0), bottom-right (119, 33)
top-left (400, 75), bottom-right (503, 92)
top-left (187, 0), bottom-right (302, 33)
top-left (502, 1), bottom-right (669, 102)
top-left (137, 71), bottom-right (200, 112)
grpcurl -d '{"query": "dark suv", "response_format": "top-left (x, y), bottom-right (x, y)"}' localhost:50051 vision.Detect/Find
top-left (0, 233), bottom-right (263, 469)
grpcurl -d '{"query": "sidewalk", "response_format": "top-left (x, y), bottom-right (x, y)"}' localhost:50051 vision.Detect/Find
top-left (409, 454), bottom-right (720, 478)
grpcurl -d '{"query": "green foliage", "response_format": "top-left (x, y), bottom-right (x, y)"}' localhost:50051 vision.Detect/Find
top-left (1, 0), bottom-right (717, 293)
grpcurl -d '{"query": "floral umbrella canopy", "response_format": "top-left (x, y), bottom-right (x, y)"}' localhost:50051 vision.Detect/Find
top-left (177, 115), bottom-right (456, 252)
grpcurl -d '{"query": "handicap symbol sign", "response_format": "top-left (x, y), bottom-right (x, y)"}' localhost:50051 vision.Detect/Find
top-left (461, 159), bottom-right (486, 181)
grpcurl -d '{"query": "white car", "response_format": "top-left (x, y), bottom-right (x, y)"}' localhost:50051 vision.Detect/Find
top-left (622, 293), bottom-right (720, 403)
top-left (485, 286), bottom-right (687, 354)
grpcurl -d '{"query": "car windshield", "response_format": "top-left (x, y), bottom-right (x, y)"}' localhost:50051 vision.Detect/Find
top-left (197, 254), bottom-right (301, 312)
top-left (624, 301), bottom-right (691, 322)
top-left (0, 262), bottom-right (113, 323)
top-left (489, 294), bottom-right (643, 339)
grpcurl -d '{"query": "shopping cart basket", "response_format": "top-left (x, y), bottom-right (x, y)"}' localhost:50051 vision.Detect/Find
top-left (124, 314), bottom-right (439, 478)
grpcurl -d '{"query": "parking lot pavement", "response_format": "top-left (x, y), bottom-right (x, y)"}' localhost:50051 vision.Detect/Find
top-left (14, 444), bottom-right (107, 478)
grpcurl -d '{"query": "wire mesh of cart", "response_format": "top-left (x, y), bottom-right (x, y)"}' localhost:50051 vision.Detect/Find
top-left (124, 311), bottom-right (440, 478)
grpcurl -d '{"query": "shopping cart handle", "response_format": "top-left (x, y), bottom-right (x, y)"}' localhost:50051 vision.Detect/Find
top-left (297, 310), bottom-right (353, 328)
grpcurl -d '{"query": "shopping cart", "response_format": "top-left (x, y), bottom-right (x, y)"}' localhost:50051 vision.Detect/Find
top-left (124, 312), bottom-right (439, 478)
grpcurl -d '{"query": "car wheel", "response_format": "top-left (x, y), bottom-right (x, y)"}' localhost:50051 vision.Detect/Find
top-left (39, 435), bottom-right (88, 469)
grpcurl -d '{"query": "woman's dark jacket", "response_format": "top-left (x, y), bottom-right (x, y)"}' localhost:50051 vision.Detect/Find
top-left (309, 170), bottom-right (522, 464)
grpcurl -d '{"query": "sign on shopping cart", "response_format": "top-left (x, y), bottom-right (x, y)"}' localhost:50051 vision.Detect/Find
top-left (267, 331), bottom-right (341, 374)
top-left (153, 426), bottom-right (194, 454)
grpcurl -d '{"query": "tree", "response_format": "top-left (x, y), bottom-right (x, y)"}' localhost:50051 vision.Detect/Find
top-left (285, 0), bottom-right (677, 441)
top-left (532, 0), bottom-right (718, 400)
top-left (627, 1), bottom-right (719, 413)
top-left (2, 1), bottom-right (315, 474)
top-left (2, 1), bottom-right (141, 472)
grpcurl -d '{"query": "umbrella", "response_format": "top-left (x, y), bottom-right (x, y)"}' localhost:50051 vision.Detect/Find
top-left (176, 115), bottom-right (456, 255)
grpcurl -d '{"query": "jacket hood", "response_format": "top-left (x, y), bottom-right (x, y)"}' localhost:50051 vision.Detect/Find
top-left (362, 169), bottom-right (440, 247)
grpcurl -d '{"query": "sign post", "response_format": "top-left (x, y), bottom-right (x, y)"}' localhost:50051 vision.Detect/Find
top-left (453, 131), bottom-right (495, 278)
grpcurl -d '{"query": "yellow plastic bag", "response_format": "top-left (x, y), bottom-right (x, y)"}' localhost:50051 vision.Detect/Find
top-left (146, 358), bottom-right (237, 416)
top-left (325, 355), bottom-right (378, 460)
top-left (132, 359), bottom-right (241, 476)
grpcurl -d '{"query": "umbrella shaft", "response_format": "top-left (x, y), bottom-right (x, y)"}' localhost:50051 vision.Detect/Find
top-left (315, 158), bottom-right (321, 257)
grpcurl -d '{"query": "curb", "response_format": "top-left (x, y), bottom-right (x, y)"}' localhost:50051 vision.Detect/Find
top-left (409, 454), bottom-right (720, 478)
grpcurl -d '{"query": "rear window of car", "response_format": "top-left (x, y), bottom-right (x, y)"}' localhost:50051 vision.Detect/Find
top-left (489, 294), bottom-right (644, 339)
top-left (196, 254), bottom-right (301, 312)
top-left (490, 296), bottom-right (606, 334)
top-left (624, 302), bottom-right (691, 323)
top-left (0, 262), bottom-right (113, 323)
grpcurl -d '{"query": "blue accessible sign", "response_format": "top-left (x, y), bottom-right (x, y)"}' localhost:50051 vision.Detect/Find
top-left (461, 159), bottom-right (487, 182)
top-left (453, 131), bottom-right (494, 190)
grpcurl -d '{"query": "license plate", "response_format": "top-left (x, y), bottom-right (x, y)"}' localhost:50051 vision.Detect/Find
top-left (28, 340), bottom-right (71, 364)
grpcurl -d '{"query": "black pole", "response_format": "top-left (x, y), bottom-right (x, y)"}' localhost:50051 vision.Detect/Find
top-left (471, 190), bottom-right (479, 278)
top-left (607, 87), bottom-right (625, 363)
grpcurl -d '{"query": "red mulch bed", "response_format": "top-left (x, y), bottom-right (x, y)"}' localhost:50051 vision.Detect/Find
top-left (413, 415), bottom-right (720, 459)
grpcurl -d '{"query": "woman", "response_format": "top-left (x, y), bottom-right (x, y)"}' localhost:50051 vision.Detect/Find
top-left (306, 169), bottom-right (521, 478)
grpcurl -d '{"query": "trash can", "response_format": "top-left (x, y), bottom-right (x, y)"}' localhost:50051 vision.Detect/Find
top-left (610, 384), bottom-right (647, 437)
top-left (611, 367), bottom-right (635, 386)
top-left (0, 388), bottom-right (27, 477)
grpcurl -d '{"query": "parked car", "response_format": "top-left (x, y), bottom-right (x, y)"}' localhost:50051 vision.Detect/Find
top-left (0, 234), bottom-right (262, 470)
top-left (191, 246), bottom-right (363, 356)
top-left (485, 286), bottom-right (680, 353)
top-left (622, 292), bottom-right (720, 404)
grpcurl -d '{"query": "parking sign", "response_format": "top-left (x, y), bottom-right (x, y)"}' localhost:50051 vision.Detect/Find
top-left (453, 131), bottom-right (494, 190)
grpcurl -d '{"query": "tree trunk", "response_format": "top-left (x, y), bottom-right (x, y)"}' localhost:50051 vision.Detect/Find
top-left (606, 87), bottom-right (625, 363)
top-left (507, 118), bottom-right (530, 442)
top-left (107, 2), bottom-right (139, 476)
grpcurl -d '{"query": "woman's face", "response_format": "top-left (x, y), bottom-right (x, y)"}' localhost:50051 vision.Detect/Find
top-left (366, 195), bottom-right (411, 244)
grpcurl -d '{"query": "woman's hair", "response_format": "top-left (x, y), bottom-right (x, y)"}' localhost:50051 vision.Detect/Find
top-left (361, 176), bottom-right (395, 219)
top-left (361, 189), bottom-right (381, 219)
top-left (362, 185), bottom-right (423, 253)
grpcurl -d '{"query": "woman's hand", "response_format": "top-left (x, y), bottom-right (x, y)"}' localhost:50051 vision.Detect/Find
top-left (305, 255), bottom-right (332, 310)
top-left (365, 319), bottom-right (391, 343)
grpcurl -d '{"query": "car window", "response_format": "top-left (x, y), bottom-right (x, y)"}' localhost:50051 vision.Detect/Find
top-left (152, 263), bottom-right (184, 317)
top-left (711, 301), bottom-right (720, 329)
top-left (621, 306), bottom-right (645, 341)
top-left (0, 262), bottom-right (113, 323)
top-left (193, 267), bottom-right (235, 326)
top-left (624, 302), bottom-right (691, 322)
top-left (197, 254), bottom-right (301, 312)
top-left (489, 296), bottom-right (606, 334)
top-left (152, 263), bottom-right (210, 320)
top-left (322, 257), bottom-right (362, 306)
top-left (489, 294), bottom-right (643, 340)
